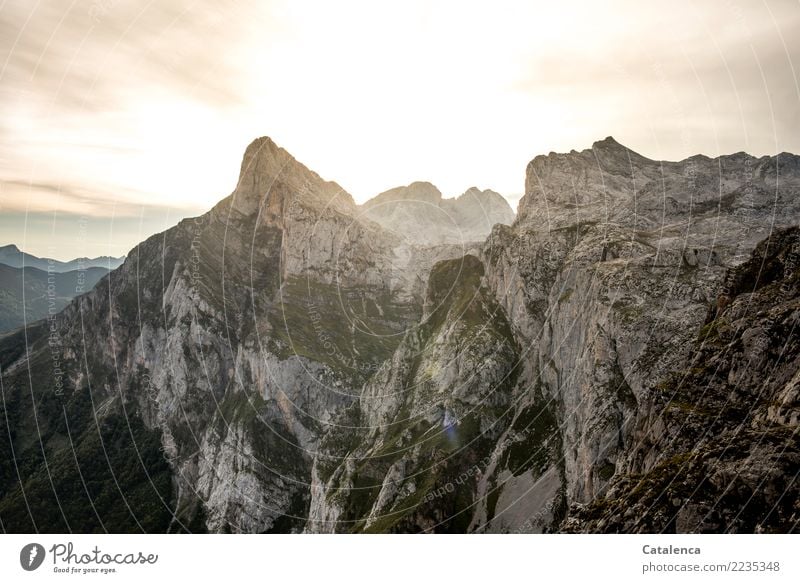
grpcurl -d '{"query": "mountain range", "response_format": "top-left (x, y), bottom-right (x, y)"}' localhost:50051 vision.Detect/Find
top-left (0, 244), bottom-right (124, 272)
top-left (0, 136), bottom-right (797, 533)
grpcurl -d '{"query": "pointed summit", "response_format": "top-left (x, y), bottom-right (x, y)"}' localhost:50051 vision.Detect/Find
top-left (591, 136), bottom-right (626, 163)
top-left (591, 136), bottom-right (626, 152)
top-left (229, 136), bottom-right (354, 217)
top-left (590, 136), bottom-right (655, 164)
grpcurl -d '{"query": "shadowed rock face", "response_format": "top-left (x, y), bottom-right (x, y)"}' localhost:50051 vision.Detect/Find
top-left (0, 136), bottom-right (797, 533)
top-left (563, 227), bottom-right (800, 533)
top-left (361, 182), bottom-right (514, 245)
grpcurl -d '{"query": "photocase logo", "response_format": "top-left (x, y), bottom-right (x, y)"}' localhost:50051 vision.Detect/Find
top-left (20, 543), bottom-right (46, 571)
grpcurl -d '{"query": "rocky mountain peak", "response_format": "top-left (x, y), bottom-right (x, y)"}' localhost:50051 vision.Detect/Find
top-left (518, 137), bottom-right (800, 239)
top-left (405, 180), bottom-right (442, 201)
top-left (362, 181), bottom-right (443, 208)
top-left (591, 135), bottom-right (623, 150)
top-left (360, 183), bottom-right (514, 245)
top-left (228, 136), bottom-right (355, 218)
top-left (457, 187), bottom-right (512, 214)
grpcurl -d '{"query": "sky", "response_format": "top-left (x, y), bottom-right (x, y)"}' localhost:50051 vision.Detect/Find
top-left (1, 0), bottom-right (799, 260)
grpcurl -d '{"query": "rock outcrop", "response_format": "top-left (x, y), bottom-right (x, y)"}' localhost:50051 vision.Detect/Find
top-left (563, 227), bottom-right (800, 532)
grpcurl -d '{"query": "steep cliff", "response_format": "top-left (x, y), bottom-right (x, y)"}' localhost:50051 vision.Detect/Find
top-left (480, 137), bottom-right (800, 531)
top-left (564, 227), bottom-right (800, 532)
top-left (305, 254), bottom-right (562, 532)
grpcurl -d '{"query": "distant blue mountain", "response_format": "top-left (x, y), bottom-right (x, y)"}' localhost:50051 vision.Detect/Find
top-left (0, 244), bottom-right (124, 272)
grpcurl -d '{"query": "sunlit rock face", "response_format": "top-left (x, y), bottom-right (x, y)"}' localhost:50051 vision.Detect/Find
top-left (361, 181), bottom-right (514, 246)
top-left (0, 136), bottom-right (798, 533)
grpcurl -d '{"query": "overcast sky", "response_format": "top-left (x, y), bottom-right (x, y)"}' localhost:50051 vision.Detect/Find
top-left (1, 0), bottom-right (799, 259)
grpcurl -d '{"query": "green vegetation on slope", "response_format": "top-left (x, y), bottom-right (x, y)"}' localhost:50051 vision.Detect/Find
top-left (0, 264), bottom-right (109, 332)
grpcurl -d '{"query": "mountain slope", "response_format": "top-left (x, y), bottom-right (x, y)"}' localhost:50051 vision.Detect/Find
top-left (478, 137), bottom-right (800, 530)
top-left (0, 136), bottom-right (460, 532)
top-left (305, 254), bottom-right (561, 532)
top-left (0, 264), bottom-right (109, 332)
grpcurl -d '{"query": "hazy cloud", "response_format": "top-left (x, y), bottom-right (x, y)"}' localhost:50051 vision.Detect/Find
top-left (0, 178), bottom-right (192, 216)
top-left (1, 0), bottom-right (799, 258)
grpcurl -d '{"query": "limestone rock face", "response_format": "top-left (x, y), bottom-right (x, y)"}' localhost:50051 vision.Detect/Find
top-left (1, 135), bottom-right (798, 534)
top-left (361, 182), bottom-right (514, 245)
top-left (306, 254), bottom-right (559, 533)
top-left (0, 136), bottom-right (418, 533)
top-left (563, 227), bottom-right (800, 532)
top-left (485, 137), bottom-right (800, 531)
top-left (519, 136), bottom-right (800, 261)
top-left (228, 136), bottom-right (354, 218)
